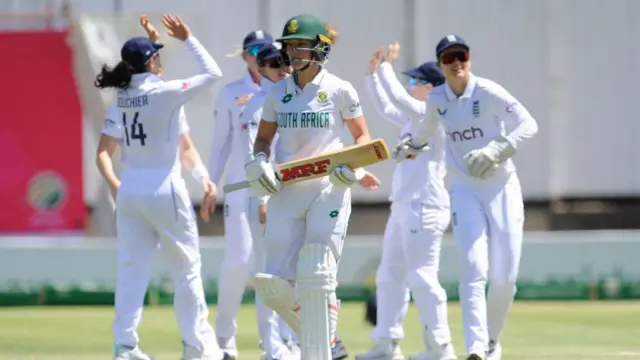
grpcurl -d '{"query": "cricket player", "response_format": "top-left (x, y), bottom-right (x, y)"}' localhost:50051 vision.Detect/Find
top-left (245, 14), bottom-right (381, 360)
top-left (237, 42), bottom-right (298, 360)
top-left (94, 15), bottom-right (223, 360)
top-left (357, 46), bottom-right (456, 360)
top-left (393, 35), bottom-right (539, 360)
top-left (207, 30), bottom-right (274, 359)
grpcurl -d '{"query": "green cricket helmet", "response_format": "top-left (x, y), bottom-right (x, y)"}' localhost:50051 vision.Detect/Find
top-left (278, 14), bottom-right (332, 63)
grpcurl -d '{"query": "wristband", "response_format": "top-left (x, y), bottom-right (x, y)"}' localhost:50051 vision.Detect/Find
top-left (191, 164), bottom-right (209, 183)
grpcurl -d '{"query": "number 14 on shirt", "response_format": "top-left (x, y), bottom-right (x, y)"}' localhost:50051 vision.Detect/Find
top-left (122, 112), bottom-right (147, 146)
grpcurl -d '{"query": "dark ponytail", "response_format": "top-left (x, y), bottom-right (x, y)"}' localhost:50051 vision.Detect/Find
top-left (94, 60), bottom-right (136, 89)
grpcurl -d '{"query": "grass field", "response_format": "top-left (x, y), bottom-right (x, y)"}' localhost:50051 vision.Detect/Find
top-left (1, 301), bottom-right (639, 360)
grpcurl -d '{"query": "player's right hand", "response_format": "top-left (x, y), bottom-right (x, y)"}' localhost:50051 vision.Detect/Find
top-left (366, 47), bottom-right (384, 75)
top-left (392, 133), bottom-right (429, 161)
top-left (245, 153), bottom-right (282, 197)
top-left (140, 15), bottom-right (160, 43)
top-left (161, 15), bottom-right (191, 41)
top-left (384, 41), bottom-right (400, 64)
top-left (200, 180), bottom-right (216, 223)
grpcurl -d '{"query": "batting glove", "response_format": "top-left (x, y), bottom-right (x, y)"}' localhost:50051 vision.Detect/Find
top-left (391, 133), bottom-right (429, 162)
top-left (244, 153), bottom-right (282, 196)
top-left (464, 135), bottom-right (517, 178)
top-left (329, 165), bottom-right (366, 188)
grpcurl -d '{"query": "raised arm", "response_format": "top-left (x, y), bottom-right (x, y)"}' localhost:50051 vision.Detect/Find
top-left (156, 15), bottom-right (223, 108)
top-left (378, 61), bottom-right (426, 119)
top-left (363, 47), bottom-right (408, 127)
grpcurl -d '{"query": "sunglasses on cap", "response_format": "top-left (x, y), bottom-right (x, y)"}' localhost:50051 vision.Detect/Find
top-left (247, 45), bottom-right (262, 57)
top-left (440, 50), bottom-right (470, 65)
top-left (408, 78), bottom-right (429, 87)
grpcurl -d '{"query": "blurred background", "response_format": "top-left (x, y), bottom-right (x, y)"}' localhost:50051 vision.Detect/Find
top-left (1, 0), bottom-right (640, 357)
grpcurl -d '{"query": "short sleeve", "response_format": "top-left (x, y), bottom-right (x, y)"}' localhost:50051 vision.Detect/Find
top-left (261, 89), bottom-right (277, 122)
top-left (178, 107), bottom-right (189, 134)
top-left (101, 104), bottom-right (123, 139)
top-left (339, 81), bottom-right (363, 120)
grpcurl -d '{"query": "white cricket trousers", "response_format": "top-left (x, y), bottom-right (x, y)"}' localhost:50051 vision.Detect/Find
top-left (217, 190), bottom-right (294, 358)
top-left (114, 174), bottom-right (216, 352)
top-left (451, 173), bottom-right (524, 355)
top-left (372, 201), bottom-right (452, 347)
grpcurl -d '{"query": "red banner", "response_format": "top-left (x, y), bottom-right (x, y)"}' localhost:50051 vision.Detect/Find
top-left (0, 31), bottom-right (85, 232)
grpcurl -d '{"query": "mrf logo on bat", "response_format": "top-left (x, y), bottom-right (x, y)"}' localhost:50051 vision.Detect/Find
top-left (279, 159), bottom-right (331, 182)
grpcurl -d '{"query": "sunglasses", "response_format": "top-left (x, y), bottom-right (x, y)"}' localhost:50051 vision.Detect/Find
top-left (247, 45), bottom-right (261, 57)
top-left (440, 51), bottom-right (470, 65)
top-left (408, 78), bottom-right (429, 87)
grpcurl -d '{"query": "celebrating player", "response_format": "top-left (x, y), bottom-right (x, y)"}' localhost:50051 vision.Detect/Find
top-left (393, 35), bottom-right (539, 360)
top-left (237, 42), bottom-right (299, 360)
top-left (94, 14), bottom-right (223, 360)
top-left (356, 45), bottom-right (456, 360)
top-left (207, 29), bottom-right (274, 360)
top-left (245, 14), bottom-right (381, 360)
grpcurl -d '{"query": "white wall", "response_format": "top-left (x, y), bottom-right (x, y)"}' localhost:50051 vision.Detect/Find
top-left (7, 0), bottom-right (640, 203)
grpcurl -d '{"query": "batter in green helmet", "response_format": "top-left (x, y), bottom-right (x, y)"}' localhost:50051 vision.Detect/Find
top-left (245, 13), bottom-right (382, 360)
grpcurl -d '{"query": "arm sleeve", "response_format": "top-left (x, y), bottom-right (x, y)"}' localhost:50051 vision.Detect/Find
top-left (101, 104), bottom-right (123, 139)
top-left (155, 36), bottom-right (223, 108)
top-left (207, 89), bottom-right (233, 184)
top-left (411, 99), bottom-right (440, 146)
top-left (378, 62), bottom-right (426, 119)
top-left (489, 84), bottom-right (539, 149)
top-left (364, 72), bottom-right (408, 128)
top-left (339, 81), bottom-right (364, 120)
top-left (178, 106), bottom-right (189, 134)
top-left (261, 89), bottom-right (278, 122)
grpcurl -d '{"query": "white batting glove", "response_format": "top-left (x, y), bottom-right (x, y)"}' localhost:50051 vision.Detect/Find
top-left (329, 165), bottom-right (366, 188)
top-left (464, 136), bottom-right (517, 178)
top-left (244, 153), bottom-right (282, 196)
top-left (391, 134), bottom-right (429, 162)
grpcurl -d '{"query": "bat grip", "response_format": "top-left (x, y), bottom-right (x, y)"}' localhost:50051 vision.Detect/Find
top-left (223, 180), bottom-right (251, 194)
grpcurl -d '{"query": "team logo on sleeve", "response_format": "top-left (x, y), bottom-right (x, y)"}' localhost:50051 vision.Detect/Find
top-left (281, 94), bottom-right (293, 104)
top-left (317, 91), bottom-right (328, 104)
top-left (506, 102), bottom-right (519, 113)
top-left (348, 102), bottom-right (360, 112)
top-left (104, 118), bottom-right (117, 129)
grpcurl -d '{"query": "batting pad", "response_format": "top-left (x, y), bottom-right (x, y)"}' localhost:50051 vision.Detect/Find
top-left (253, 273), bottom-right (301, 336)
top-left (297, 243), bottom-right (338, 360)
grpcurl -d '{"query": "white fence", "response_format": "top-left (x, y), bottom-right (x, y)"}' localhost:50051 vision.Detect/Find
top-left (6, 0), bottom-right (640, 202)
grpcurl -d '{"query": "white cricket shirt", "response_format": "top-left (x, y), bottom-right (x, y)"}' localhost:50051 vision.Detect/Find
top-left (101, 36), bottom-right (222, 192)
top-left (208, 71), bottom-right (262, 186)
top-left (411, 74), bottom-right (538, 181)
top-left (261, 68), bottom-right (363, 170)
top-left (365, 71), bottom-right (448, 207)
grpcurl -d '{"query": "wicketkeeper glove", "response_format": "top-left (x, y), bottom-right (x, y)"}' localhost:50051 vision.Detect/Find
top-left (244, 153), bottom-right (282, 196)
top-left (391, 133), bottom-right (429, 162)
top-left (464, 135), bottom-right (517, 178)
top-left (329, 165), bottom-right (365, 188)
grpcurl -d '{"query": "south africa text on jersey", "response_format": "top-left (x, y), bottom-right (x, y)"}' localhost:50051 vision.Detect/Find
top-left (277, 111), bottom-right (330, 128)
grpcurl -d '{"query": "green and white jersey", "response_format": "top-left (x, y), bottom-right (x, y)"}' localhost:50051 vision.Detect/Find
top-left (261, 68), bottom-right (363, 164)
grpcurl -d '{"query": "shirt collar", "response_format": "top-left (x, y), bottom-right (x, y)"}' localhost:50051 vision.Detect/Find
top-left (260, 77), bottom-right (275, 92)
top-left (444, 73), bottom-right (477, 101)
top-left (286, 68), bottom-right (327, 95)
top-left (242, 70), bottom-right (261, 91)
top-left (130, 73), bottom-right (164, 86)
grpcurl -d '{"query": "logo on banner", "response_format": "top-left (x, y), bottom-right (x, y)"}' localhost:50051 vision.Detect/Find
top-left (27, 171), bottom-right (68, 212)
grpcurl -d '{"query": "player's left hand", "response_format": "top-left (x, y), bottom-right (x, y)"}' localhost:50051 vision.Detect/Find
top-left (392, 134), bottom-right (428, 161)
top-left (366, 46), bottom-right (384, 75)
top-left (140, 15), bottom-right (160, 43)
top-left (464, 147), bottom-right (499, 178)
top-left (329, 165), bottom-right (366, 188)
top-left (200, 180), bottom-right (216, 223)
top-left (359, 171), bottom-right (381, 190)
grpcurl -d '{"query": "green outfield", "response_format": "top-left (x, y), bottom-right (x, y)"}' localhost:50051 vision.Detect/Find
top-left (0, 301), bottom-right (638, 360)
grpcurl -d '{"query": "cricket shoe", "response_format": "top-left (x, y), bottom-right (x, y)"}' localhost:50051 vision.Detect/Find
top-left (466, 354), bottom-right (484, 360)
top-left (332, 338), bottom-right (350, 360)
top-left (486, 341), bottom-right (501, 360)
top-left (181, 341), bottom-right (223, 360)
top-left (218, 337), bottom-right (238, 360)
top-left (355, 339), bottom-right (404, 360)
top-left (114, 344), bottom-right (154, 360)
top-left (260, 341), bottom-right (301, 360)
top-left (408, 343), bottom-right (456, 360)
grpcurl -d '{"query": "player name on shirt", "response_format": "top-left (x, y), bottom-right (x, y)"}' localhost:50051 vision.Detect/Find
top-left (277, 111), bottom-right (330, 128)
top-left (117, 95), bottom-right (149, 108)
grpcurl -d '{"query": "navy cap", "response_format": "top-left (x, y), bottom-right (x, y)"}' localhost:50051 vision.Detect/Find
top-left (121, 37), bottom-right (163, 71)
top-left (243, 30), bottom-right (274, 50)
top-left (257, 42), bottom-right (290, 67)
top-left (402, 61), bottom-right (445, 87)
top-left (435, 34), bottom-right (469, 59)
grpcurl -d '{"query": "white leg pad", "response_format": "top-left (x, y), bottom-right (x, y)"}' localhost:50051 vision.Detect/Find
top-left (297, 243), bottom-right (338, 360)
top-left (253, 273), bottom-right (301, 336)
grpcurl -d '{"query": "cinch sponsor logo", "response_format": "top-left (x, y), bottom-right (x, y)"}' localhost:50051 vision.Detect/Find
top-left (446, 126), bottom-right (484, 142)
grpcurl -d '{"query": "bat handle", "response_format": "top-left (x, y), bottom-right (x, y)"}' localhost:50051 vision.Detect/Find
top-left (223, 180), bottom-right (251, 194)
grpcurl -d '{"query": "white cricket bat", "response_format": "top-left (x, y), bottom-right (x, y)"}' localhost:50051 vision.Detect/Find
top-left (223, 138), bottom-right (390, 194)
